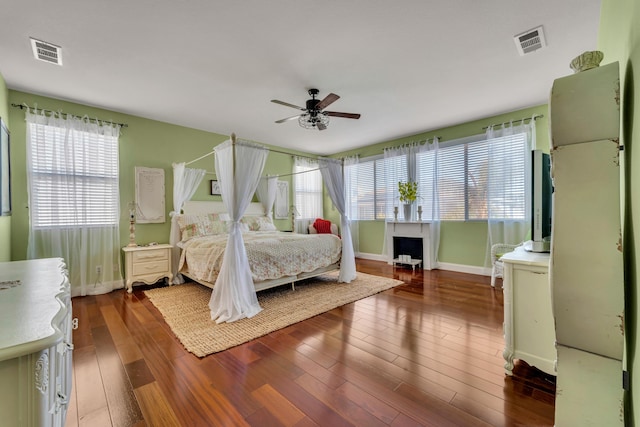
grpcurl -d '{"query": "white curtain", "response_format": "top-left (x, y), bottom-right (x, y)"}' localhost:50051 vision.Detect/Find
top-left (209, 139), bottom-right (268, 323)
top-left (256, 175), bottom-right (277, 218)
top-left (170, 162), bottom-right (206, 283)
top-left (416, 138), bottom-right (440, 267)
top-left (293, 156), bottom-right (323, 233)
top-left (485, 117), bottom-right (536, 263)
top-left (318, 158), bottom-right (357, 283)
top-left (381, 143), bottom-right (415, 258)
top-left (383, 144), bottom-right (417, 220)
top-left (26, 109), bottom-right (122, 296)
top-left (343, 156), bottom-right (359, 254)
top-left (381, 140), bottom-right (441, 265)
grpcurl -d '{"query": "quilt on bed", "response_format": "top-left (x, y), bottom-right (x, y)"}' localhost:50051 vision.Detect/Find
top-left (178, 231), bottom-right (342, 283)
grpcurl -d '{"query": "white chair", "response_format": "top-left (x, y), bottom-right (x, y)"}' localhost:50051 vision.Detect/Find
top-left (490, 243), bottom-right (521, 288)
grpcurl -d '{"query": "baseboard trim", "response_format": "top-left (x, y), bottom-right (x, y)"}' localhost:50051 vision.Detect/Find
top-left (355, 253), bottom-right (490, 277)
top-left (71, 279), bottom-right (125, 297)
top-left (355, 252), bottom-right (388, 262)
top-left (436, 262), bottom-right (491, 277)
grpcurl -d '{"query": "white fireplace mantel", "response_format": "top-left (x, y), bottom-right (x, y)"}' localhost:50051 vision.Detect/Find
top-left (385, 221), bottom-right (435, 270)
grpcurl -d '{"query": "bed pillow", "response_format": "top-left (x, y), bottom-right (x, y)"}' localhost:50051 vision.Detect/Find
top-left (257, 216), bottom-right (277, 231)
top-left (241, 215), bottom-right (277, 231)
top-left (313, 218), bottom-right (333, 234)
top-left (177, 213), bottom-right (227, 241)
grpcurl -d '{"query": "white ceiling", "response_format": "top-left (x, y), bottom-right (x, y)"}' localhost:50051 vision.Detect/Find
top-left (1, 0), bottom-right (601, 155)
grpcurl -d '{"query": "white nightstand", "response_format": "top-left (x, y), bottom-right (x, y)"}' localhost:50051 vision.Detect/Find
top-left (122, 244), bottom-right (173, 293)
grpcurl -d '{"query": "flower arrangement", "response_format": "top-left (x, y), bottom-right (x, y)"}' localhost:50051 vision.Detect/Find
top-left (398, 181), bottom-right (418, 203)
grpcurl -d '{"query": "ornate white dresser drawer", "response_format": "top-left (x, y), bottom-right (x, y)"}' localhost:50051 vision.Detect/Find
top-left (0, 258), bottom-right (73, 427)
top-left (122, 244), bottom-right (172, 293)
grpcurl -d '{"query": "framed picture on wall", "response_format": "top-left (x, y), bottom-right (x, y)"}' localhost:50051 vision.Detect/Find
top-left (210, 180), bottom-right (221, 196)
top-left (0, 118), bottom-right (10, 216)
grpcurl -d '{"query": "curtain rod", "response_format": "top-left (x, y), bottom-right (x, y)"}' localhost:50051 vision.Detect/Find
top-left (482, 114), bottom-right (543, 130)
top-left (382, 136), bottom-right (441, 153)
top-left (11, 103), bottom-right (128, 127)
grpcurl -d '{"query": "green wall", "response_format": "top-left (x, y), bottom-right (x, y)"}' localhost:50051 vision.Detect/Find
top-left (6, 92), bottom-right (549, 270)
top-left (0, 74), bottom-right (9, 262)
top-left (330, 104), bottom-right (550, 267)
top-left (7, 90), bottom-right (301, 262)
top-left (599, 0), bottom-right (640, 423)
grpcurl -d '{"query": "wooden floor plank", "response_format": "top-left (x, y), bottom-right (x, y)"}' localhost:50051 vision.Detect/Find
top-left (72, 346), bottom-right (110, 423)
top-left (134, 382), bottom-right (181, 427)
top-left (63, 259), bottom-right (555, 426)
top-left (91, 325), bottom-right (145, 426)
top-left (294, 373), bottom-right (389, 427)
top-left (251, 383), bottom-right (306, 427)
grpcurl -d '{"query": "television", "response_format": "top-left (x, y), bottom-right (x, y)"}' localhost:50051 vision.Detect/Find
top-left (527, 149), bottom-right (553, 252)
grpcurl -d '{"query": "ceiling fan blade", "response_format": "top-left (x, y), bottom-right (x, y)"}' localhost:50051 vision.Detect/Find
top-left (275, 115), bottom-right (301, 124)
top-left (317, 122), bottom-right (327, 131)
top-left (325, 111), bottom-right (361, 119)
top-left (315, 93), bottom-right (340, 110)
top-left (271, 99), bottom-right (305, 110)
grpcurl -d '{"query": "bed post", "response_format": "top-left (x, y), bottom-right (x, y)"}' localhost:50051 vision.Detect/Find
top-left (231, 133), bottom-right (237, 208)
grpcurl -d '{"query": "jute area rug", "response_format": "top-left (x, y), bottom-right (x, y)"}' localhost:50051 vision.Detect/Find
top-left (144, 271), bottom-right (402, 357)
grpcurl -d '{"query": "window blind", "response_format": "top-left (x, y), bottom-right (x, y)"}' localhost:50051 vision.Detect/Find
top-left (345, 132), bottom-right (526, 221)
top-left (28, 123), bottom-right (119, 228)
top-left (345, 160), bottom-right (375, 220)
top-left (416, 150), bottom-right (436, 220)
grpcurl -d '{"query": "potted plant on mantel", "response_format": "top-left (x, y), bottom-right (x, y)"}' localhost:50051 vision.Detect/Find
top-left (398, 181), bottom-right (418, 221)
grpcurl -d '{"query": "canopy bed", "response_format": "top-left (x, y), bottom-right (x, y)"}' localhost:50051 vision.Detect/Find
top-left (169, 134), bottom-right (357, 323)
top-left (175, 200), bottom-right (342, 292)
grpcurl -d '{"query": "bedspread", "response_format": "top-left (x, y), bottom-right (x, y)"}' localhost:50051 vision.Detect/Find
top-left (178, 231), bottom-right (342, 283)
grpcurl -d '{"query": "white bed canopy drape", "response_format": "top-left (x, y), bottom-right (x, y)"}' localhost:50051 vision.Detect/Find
top-left (256, 175), bottom-right (277, 218)
top-left (343, 156), bottom-right (360, 254)
top-left (169, 162), bottom-right (206, 284)
top-left (209, 137), bottom-right (268, 323)
top-left (318, 158), bottom-right (357, 283)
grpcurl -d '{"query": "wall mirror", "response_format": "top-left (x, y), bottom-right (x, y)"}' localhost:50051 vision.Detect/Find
top-left (0, 118), bottom-right (10, 216)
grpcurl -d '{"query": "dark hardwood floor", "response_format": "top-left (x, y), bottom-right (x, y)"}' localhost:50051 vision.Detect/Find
top-left (64, 259), bottom-right (555, 427)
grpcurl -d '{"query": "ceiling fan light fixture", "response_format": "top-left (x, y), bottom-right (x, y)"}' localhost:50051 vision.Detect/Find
top-left (273, 89), bottom-right (358, 131)
top-left (298, 112), bottom-right (329, 129)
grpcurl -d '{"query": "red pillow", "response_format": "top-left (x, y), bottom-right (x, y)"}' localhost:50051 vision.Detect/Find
top-left (313, 218), bottom-right (332, 234)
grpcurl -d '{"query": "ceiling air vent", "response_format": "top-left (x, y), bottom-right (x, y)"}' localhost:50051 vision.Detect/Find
top-left (30, 37), bottom-right (62, 65)
top-left (514, 26), bottom-right (546, 56)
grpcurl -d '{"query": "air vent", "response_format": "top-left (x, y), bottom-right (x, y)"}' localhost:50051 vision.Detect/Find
top-left (30, 38), bottom-right (62, 65)
top-left (514, 26), bottom-right (546, 56)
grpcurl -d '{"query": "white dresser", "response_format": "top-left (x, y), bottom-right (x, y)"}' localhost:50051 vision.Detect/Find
top-left (0, 258), bottom-right (73, 427)
top-left (501, 247), bottom-right (556, 376)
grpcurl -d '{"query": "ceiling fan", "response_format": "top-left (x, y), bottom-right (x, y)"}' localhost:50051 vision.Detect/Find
top-left (271, 88), bottom-right (361, 131)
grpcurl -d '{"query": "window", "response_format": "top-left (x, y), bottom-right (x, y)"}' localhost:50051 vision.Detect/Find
top-left (346, 132), bottom-right (526, 221)
top-left (28, 121), bottom-right (119, 228)
top-left (293, 157), bottom-right (323, 220)
top-left (26, 111), bottom-right (122, 295)
top-left (345, 156), bottom-right (393, 220)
